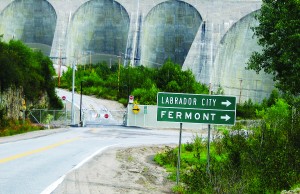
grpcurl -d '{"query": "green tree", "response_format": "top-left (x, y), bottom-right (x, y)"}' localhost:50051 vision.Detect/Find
top-left (60, 67), bottom-right (73, 89)
top-left (0, 39), bottom-right (62, 109)
top-left (131, 83), bottom-right (159, 105)
top-left (59, 60), bottom-right (208, 105)
top-left (155, 60), bottom-right (182, 91)
top-left (37, 52), bottom-right (62, 109)
top-left (247, 0), bottom-right (300, 95)
top-left (155, 60), bottom-right (208, 94)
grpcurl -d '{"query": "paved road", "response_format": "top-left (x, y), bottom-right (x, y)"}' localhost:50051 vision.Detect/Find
top-left (56, 88), bottom-right (125, 125)
top-left (0, 126), bottom-right (195, 194)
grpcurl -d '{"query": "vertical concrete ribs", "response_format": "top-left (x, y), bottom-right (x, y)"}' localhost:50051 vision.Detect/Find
top-left (0, 0), bottom-right (273, 103)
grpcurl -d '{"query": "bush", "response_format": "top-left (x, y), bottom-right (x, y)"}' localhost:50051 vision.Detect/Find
top-left (59, 60), bottom-right (209, 105)
top-left (0, 119), bottom-right (44, 137)
top-left (237, 99), bottom-right (261, 119)
top-left (154, 99), bottom-right (300, 193)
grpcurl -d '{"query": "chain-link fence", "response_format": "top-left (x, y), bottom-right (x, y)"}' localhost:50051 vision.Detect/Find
top-left (27, 108), bottom-right (125, 127)
top-left (27, 109), bottom-right (81, 127)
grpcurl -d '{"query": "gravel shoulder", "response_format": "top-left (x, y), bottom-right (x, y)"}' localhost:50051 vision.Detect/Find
top-left (53, 145), bottom-right (176, 194)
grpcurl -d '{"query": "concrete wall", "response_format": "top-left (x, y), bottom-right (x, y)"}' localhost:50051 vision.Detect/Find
top-left (67, 0), bottom-right (130, 65)
top-left (213, 11), bottom-right (274, 103)
top-left (0, 0), bottom-right (57, 56)
top-left (126, 104), bottom-right (208, 130)
top-left (0, 0), bottom-right (274, 103)
top-left (140, 1), bottom-right (202, 67)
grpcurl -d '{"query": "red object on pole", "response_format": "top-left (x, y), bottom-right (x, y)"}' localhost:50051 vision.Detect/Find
top-left (129, 95), bottom-right (134, 103)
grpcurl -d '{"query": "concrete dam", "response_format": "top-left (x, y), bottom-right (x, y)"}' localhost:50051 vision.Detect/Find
top-left (0, 0), bottom-right (274, 103)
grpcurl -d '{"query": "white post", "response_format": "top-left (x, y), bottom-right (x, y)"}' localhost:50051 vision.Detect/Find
top-left (71, 62), bottom-right (76, 125)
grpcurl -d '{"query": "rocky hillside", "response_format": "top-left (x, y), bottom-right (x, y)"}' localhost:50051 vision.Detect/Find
top-left (0, 87), bottom-right (24, 119)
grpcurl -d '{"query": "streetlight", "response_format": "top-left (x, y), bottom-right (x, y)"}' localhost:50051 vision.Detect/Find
top-left (70, 53), bottom-right (88, 126)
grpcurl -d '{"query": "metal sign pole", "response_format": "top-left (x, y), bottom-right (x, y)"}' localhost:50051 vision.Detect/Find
top-left (157, 91), bottom-right (236, 184)
top-left (80, 81), bottom-right (83, 127)
top-left (176, 123), bottom-right (183, 186)
top-left (207, 84), bottom-right (212, 175)
top-left (207, 124), bottom-right (211, 174)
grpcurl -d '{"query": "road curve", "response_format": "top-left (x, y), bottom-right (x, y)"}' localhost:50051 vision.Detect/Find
top-left (0, 126), bottom-right (196, 194)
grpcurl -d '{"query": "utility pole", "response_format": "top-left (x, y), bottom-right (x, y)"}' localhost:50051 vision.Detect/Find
top-left (58, 45), bottom-right (62, 87)
top-left (118, 54), bottom-right (121, 93)
top-left (239, 78), bottom-right (243, 104)
top-left (89, 51), bottom-right (92, 67)
top-left (255, 80), bottom-right (260, 102)
top-left (49, 49), bottom-right (66, 86)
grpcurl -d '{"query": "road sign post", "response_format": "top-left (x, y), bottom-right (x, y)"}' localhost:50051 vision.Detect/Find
top-left (157, 92), bottom-right (237, 185)
top-left (129, 95), bottom-right (134, 104)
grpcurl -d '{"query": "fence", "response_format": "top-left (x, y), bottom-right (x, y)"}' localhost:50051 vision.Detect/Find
top-left (28, 109), bottom-right (66, 127)
top-left (28, 108), bottom-right (125, 127)
top-left (27, 108), bottom-right (81, 127)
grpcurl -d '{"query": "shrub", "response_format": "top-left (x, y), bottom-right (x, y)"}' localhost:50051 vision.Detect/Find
top-left (0, 119), bottom-right (44, 137)
top-left (155, 100), bottom-right (300, 193)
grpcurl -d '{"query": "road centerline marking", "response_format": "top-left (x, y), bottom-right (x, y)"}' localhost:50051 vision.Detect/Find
top-left (0, 137), bottom-right (80, 164)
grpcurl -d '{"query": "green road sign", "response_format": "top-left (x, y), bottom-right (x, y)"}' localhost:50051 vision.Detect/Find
top-left (157, 107), bottom-right (235, 125)
top-left (157, 92), bottom-right (236, 110)
top-left (157, 92), bottom-right (236, 125)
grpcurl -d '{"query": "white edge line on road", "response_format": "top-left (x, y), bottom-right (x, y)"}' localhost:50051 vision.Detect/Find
top-left (41, 144), bottom-right (120, 194)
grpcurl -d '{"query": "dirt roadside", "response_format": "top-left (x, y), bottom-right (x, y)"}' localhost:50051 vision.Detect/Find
top-left (53, 145), bottom-right (177, 194)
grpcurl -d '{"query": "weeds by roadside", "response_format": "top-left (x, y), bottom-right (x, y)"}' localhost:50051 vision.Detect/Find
top-left (154, 99), bottom-right (300, 193)
top-left (0, 118), bottom-right (44, 137)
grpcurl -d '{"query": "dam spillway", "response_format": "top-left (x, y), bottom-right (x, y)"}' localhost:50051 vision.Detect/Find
top-left (141, 1), bottom-right (202, 67)
top-left (67, 0), bottom-right (130, 64)
top-left (0, 0), bottom-right (57, 56)
top-left (0, 0), bottom-right (274, 103)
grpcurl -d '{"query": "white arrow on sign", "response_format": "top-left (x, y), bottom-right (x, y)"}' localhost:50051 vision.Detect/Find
top-left (221, 100), bottom-right (231, 107)
top-left (221, 115), bottom-right (231, 121)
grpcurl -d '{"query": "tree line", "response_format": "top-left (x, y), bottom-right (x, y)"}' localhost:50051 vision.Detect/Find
top-left (59, 59), bottom-right (209, 105)
top-left (0, 38), bottom-right (62, 128)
